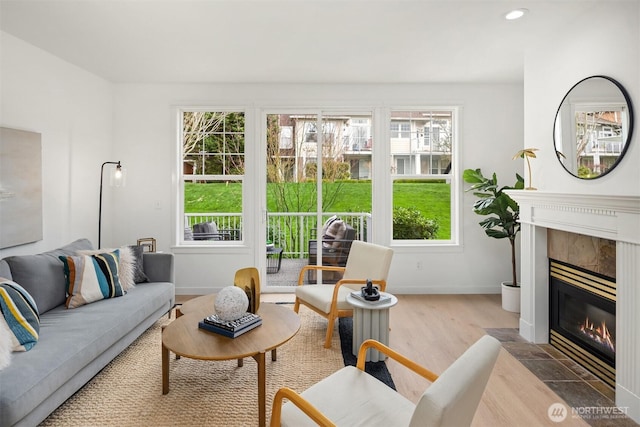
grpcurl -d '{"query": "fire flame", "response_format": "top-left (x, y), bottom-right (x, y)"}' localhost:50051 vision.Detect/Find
top-left (579, 316), bottom-right (615, 353)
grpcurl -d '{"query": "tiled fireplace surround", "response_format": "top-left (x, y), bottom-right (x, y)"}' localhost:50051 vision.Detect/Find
top-left (506, 191), bottom-right (640, 423)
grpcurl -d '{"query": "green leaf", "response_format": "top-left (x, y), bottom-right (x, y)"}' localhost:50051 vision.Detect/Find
top-left (485, 229), bottom-right (509, 239)
top-left (462, 168), bottom-right (485, 184)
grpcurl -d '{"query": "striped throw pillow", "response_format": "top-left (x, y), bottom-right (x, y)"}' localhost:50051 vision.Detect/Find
top-left (0, 279), bottom-right (40, 352)
top-left (59, 250), bottom-right (124, 309)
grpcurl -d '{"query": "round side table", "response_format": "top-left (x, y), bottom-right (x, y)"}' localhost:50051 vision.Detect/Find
top-left (346, 291), bottom-right (398, 362)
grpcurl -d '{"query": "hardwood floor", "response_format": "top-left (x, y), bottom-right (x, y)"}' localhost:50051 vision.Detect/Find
top-left (177, 293), bottom-right (592, 426)
top-left (385, 294), bottom-right (590, 426)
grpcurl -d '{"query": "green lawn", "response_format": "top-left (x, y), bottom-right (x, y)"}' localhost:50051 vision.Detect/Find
top-left (185, 181), bottom-right (451, 239)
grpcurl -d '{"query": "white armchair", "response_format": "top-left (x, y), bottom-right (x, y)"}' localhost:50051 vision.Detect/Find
top-left (295, 240), bottom-right (394, 348)
top-left (271, 335), bottom-right (501, 427)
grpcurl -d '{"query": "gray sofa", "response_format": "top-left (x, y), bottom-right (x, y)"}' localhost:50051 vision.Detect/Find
top-left (0, 238), bottom-right (175, 427)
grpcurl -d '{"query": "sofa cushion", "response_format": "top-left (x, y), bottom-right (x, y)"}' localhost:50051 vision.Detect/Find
top-left (3, 239), bottom-right (93, 314)
top-left (59, 250), bottom-right (124, 309)
top-left (0, 279), bottom-right (40, 352)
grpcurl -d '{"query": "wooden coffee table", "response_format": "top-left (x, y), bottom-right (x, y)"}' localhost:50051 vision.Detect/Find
top-left (176, 293), bottom-right (216, 317)
top-left (177, 293), bottom-right (278, 363)
top-left (162, 296), bottom-right (300, 427)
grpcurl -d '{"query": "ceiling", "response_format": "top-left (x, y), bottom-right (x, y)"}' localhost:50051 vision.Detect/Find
top-left (0, 0), bottom-right (606, 84)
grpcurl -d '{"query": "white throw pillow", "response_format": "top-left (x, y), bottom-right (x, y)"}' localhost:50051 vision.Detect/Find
top-left (0, 321), bottom-right (11, 370)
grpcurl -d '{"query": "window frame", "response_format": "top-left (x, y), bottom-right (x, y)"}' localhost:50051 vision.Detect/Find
top-left (174, 105), bottom-right (461, 250)
top-left (389, 107), bottom-right (460, 246)
top-left (178, 108), bottom-right (246, 246)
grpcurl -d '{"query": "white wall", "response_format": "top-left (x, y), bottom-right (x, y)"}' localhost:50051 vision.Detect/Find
top-left (113, 83), bottom-right (523, 295)
top-left (0, 32), bottom-right (114, 258)
top-left (6, 0), bottom-right (635, 297)
top-left (0, 29), bottom-right (523, 296)
top-left (524, 1), bottom-right (639, 196)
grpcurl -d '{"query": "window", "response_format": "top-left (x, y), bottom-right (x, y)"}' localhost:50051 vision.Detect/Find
top-left (280, 126), bottom-right (293, 149)
top-left (391, 109), bottom-right (456, 242)
top-left (180, 110), bottom-right (244, 244)
top-left (390, 121), bottom-right (411, 139)
top-left (347, 118), bottom-right (371, 151)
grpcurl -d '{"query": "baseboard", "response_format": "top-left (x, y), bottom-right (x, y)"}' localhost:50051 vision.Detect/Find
top-left (387, 285), bottom-right (501, 294)
top-left (177, 286), bottom-right (502, 296)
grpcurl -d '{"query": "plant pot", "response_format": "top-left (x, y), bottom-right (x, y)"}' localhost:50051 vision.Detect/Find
top-left (501, 281), bottom-right (521, 313)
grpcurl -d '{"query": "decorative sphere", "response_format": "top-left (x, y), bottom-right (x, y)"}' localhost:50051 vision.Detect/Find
top-left (214, 286), bottom-right (249, 321)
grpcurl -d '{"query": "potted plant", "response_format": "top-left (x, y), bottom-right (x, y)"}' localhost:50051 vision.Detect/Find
top-left (463, 168), bottom-right (524, 312)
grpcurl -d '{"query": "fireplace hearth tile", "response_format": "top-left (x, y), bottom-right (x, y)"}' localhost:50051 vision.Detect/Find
top-left (519, 359), bottom-right (582, 382)
top-left (502, 342), bottom-right (553, 360)
top-left (538, 343), bottom-right (570, 360)
top-left (485, 328), bottom-right (635, 426)
top-left (559, 359), bottom-right (600, 381)
top-left (587, 381), bottom-right (616, 402)
top-left (546, 380), bottom-right (611, 408)
top-left (544, 382), bottom-right (637, 427)
top-left (483, 328), bottom-right (527, 343)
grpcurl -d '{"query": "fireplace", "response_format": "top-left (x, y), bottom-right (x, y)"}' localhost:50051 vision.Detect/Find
top-left (549, 259), bottom-right (616, 387)
top-left (505, 190), bottom-right (640, 423)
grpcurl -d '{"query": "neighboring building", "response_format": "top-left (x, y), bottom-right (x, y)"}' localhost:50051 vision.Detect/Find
top-left (276, 111), bottom-right (452, 181)
top-left (576, 110), bottom-right (625, 175)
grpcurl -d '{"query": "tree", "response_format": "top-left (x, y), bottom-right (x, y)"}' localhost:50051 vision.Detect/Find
top-left (183, 112), bottom-right (224, 157)
top-left (183, 112), bottom-right (245, 175)
top-left (265, 114), bottom-right (352, 251)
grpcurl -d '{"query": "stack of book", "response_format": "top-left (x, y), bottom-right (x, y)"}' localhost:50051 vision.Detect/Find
top-left (350, 290), bottom-right (392, 305)
top-left (198, 312), bottom-right (262, 338)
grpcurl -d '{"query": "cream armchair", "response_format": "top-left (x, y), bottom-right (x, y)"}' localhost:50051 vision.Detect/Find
top-left (295, 240), bottom-right (394, 348)
top-left (271, 336), bottom-right (501, 427)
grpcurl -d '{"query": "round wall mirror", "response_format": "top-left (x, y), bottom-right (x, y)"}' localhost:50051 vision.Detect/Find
top-left (553, 75), bottom-right (634, 179)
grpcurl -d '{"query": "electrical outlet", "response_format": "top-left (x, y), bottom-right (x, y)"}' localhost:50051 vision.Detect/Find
top-left (416, 261), bottom-right (423, 270)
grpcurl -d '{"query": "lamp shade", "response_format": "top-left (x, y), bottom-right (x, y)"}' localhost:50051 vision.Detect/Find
top-left (110, 164), bottom-right (126, 187)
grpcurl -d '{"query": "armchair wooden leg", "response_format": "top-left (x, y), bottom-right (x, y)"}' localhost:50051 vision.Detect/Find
top-left (293, 298), bottom-right (300, 313)
top-left (324, 315), bottom-right (336, 348)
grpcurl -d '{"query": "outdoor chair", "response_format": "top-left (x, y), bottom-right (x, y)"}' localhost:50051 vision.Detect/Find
top-left (295, 240), bottom-right (393, 348)
top-left (307, 224), bottom-right (356, 283)
top-left (270, 335), bottom-right (501, 427)
top-left (188, 222), bottom-right (240, 241)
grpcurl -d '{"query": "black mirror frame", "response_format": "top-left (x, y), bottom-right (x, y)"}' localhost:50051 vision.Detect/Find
top-left (553, 75), bottom-right (634, 180)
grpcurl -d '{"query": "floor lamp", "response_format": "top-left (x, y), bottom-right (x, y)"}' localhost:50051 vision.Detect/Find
top-left (99, 161), bottom-right (125, 248)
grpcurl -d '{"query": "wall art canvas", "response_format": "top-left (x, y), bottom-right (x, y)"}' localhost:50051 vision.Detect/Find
top-left (0, 127), bottom-right (43, 248)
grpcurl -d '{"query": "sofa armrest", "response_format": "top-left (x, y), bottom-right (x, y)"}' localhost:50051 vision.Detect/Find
top-left (142, 253), bottom-right (174, 283)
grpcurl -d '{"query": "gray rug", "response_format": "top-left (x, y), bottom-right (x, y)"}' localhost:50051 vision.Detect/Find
top-left (339, 317), bottom-right (396, 390)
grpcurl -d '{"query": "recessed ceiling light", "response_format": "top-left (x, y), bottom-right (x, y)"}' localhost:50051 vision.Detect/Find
top-left (505, 8), bottom-right (528, 20)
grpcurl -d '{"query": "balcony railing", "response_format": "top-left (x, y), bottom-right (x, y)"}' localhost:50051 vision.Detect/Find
top-left (184, 212), bottom-right (371, 258)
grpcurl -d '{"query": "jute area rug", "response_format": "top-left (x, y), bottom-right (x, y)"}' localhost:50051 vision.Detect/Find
top-left (40, 305), bottom-right (344, 427)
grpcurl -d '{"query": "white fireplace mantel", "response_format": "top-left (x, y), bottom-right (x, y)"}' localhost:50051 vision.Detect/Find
top-left (506, 190), bottom-right (640, 422)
